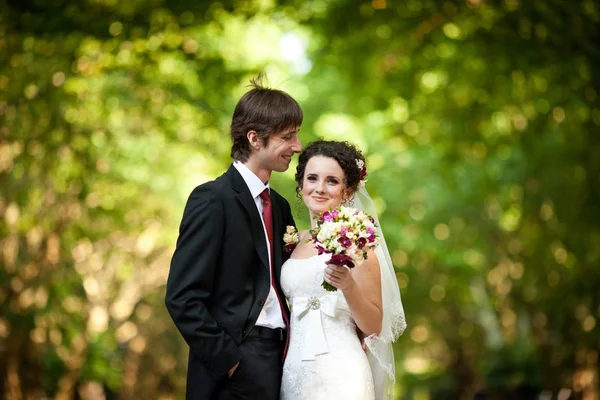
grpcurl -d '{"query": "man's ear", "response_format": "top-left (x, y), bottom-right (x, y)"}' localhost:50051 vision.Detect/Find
top-left (247, 130), bottom-right (262, 150)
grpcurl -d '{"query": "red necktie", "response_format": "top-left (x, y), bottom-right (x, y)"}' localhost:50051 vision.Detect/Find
top-left (259, 189), bottom-right (290, 357)
top-left (259, 189), bottom-right (274, 263)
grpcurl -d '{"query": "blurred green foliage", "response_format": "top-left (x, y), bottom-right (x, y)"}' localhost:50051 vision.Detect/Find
top-left (1, 0), bottom-right (599, 399)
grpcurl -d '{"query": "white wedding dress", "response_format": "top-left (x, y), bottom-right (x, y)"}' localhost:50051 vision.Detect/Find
top-left (280, 253), bottom-right (375, 400)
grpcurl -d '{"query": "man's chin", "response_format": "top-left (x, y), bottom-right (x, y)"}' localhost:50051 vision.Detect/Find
top-left (273, 162), bottom-right (291, 172)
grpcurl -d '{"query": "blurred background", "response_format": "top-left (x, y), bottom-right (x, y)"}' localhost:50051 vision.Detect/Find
top-left (1, 0), bottom-right (599, 399)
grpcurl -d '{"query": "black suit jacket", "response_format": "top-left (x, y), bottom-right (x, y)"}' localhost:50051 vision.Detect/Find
top-left (165, 165), bottom-right (294, 397)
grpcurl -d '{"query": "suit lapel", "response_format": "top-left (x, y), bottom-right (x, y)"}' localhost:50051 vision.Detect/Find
top-left (227, 166), bottom-right (270, 271)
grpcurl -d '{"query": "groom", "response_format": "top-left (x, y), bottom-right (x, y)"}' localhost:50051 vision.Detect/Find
top-left (165, 76), bottom-right (302, 400)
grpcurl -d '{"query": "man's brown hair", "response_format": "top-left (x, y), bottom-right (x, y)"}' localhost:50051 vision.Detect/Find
top-left (230, 74), bottom-right (303, 161)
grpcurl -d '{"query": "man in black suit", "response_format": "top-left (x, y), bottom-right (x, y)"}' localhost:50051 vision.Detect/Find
top-left (165, 77), bottom-right (303, 400)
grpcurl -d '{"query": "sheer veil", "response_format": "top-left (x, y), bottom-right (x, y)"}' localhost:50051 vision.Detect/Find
top-left (353, 186), bottom-right (407, 399)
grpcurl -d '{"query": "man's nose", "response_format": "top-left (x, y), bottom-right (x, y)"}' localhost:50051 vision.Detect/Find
top-left (291, 135), bottom-right (302, 153)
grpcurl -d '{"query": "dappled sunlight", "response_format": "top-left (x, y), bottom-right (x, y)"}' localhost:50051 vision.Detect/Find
top-left (404, 355), bottom-right (432, 375)
top-left (313, 113), bottom-right (367, 150)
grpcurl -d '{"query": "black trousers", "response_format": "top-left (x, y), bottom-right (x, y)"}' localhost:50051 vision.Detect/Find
top-left (212, 335), bottom-right (285, 400)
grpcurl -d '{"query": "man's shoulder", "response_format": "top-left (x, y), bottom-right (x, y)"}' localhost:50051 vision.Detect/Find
top-left (187, 169), bottom-right (235, 199)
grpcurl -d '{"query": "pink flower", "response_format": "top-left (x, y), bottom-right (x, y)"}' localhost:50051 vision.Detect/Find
top-left (340, 225), bottom-right (348, 236)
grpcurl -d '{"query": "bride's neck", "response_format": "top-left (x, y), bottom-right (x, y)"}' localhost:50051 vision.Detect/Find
top-left (309, 212), bottom-right (318, 229)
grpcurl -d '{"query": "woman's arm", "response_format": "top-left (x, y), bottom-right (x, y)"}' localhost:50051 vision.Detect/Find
top-left (323, 250), bottom-right (383, 336)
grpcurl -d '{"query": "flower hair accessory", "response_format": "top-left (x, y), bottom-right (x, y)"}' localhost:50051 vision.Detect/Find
top-left (356, 159), bottom-right (368, 188)
top-left (283, 225), bottom-right (299, 253)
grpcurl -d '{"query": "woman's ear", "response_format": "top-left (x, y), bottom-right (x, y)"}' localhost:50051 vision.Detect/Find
top-left (342, 188), bottom-right (354, 204)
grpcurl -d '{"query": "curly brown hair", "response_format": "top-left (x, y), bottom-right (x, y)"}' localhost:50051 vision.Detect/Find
top-left (295, 139), bottom-right (366, 196)
top-left (230, 74), bottom-right (303, 162)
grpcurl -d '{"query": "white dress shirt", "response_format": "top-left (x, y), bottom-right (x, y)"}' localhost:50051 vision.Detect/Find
top-left (233, 161), bottom-right (286, 329)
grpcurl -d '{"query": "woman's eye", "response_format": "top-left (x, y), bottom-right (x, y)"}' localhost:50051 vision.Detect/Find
top-left (328, 179), bottom-right (339, 184)
top-left (307, 176), bottom-right (317, 181)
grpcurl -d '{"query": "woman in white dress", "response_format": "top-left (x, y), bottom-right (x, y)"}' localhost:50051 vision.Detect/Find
top-left (280, 140), bottom-right (407, 400)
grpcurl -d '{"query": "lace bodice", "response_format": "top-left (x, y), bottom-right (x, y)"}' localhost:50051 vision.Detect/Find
top-left (280, 254), bottom-right (374, 400)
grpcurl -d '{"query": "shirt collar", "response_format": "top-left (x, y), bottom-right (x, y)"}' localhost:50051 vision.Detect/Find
top-left (233, 161), bottom-right (270, 199)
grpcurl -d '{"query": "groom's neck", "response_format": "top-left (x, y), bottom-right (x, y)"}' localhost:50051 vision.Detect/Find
top-left (241, 158), bottom-right (271, 185)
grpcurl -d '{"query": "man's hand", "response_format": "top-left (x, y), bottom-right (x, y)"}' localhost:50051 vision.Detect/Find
top-left (228, 361), bottom-right (240, 378)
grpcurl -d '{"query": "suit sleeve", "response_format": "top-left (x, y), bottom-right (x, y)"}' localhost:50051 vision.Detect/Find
top-left (165, 185), bottom-right (241, 380)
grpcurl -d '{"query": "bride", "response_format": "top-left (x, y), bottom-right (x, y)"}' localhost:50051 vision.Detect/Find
top-left (280, 140), bottom-right (407, 400)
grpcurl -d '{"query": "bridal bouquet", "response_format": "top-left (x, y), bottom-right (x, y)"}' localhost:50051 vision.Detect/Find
top-left (310, 206), bottom-right (380, 292)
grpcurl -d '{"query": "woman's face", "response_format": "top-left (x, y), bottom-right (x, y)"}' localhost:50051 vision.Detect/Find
top-left (301, 155), bottom-right (350, 221)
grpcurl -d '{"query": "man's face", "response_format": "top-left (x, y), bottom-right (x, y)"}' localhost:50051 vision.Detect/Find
top-left (257, 126), bottom-right (302, 172)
